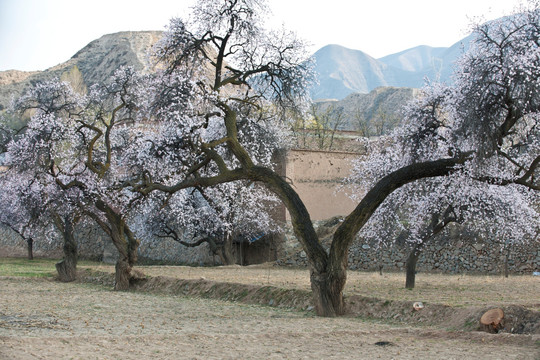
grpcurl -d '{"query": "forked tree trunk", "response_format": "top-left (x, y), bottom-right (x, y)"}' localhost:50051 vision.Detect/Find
top-left (309, 266), bottom-right (347, 317)
top-left (55, 216), bottom-right (78, 282)
top-left (247, 167), bottom-right (346, 316)
top-left (220, 154), bottom-right (468, 317)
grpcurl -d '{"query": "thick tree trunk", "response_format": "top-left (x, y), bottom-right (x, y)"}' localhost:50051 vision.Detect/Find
top-left (26, 238), bottom-right (33, 260)
top-left (110, 223), bottom-right (140, 291)
top-left (217, 245), bottom-right (235, 265)
top-left (310, 266), bottom-right (347, 317)
top-left (405, 244), bottom-right (422, 289)
top-left (114, 257), bottom-right (132, 291)
top-left (92, 200), bottom-right (141, 291)
top-left (55, 218), bottom-right (78, 282)
top-left (220, 233), bottom-right (236, 265)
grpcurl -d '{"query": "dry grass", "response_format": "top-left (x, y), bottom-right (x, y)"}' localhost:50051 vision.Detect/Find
top-left (2, 257), bottom-right (538, 309)
top-left (1, 258), bottom-right (539, 359)
top-left (81, 261), bottom-right (540, 310)
top-left (1, 275), bottom-right (539, 359)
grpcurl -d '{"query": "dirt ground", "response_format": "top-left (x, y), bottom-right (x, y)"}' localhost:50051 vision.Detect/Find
top-left (126, 263), bottom-right (540, 309)
top-left (1, 272), bottom-right (539, 359)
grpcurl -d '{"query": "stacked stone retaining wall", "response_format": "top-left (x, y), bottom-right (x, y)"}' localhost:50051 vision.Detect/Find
top-left (276, 222), bottom-right (540, 274)
top-left (2, 220), bottom-right (538, 274)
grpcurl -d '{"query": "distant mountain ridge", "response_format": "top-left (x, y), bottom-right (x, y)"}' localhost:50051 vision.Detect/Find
top-left (311, 35), bottom-right (472, 100)
top-left (0, 30), bottom-right (473, 109)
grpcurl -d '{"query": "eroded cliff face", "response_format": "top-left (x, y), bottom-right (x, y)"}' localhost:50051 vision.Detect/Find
top-left (0, 70), bottom-right (40, 86)
top-left (0, 31), bottom-right (162, 110)
top-left (68, 31), bottom-right (162, 86)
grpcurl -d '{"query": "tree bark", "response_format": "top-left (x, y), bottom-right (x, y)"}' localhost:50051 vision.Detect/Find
top-left (309, 265), bottom-right (347, 317)
top-left (54, 216), bottom-right (78, 282)
top-left (217, 233), bottom-right (236, 265)
top-left (26, 238), bottom-right (33, 260)
top-left (404, 206), bottom-right (460, 289)
top-left (405, 243), bottom-right (422, 289)
top-left (93, 200), bottom-right (141, 290)
top-left (110, 216), bottom-right (140, 291)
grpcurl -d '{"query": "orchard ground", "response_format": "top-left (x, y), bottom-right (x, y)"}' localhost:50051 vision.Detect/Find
top-left (0, 258), bottom-right (539, 359)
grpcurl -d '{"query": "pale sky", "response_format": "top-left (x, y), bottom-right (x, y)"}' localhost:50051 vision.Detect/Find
top-left (0, 0), bottom-right (524, 71)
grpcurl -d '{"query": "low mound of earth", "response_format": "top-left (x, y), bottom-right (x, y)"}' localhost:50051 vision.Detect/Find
top-left (3, 275), bottom-right (538, 359)
top-left (78, 268), bottom-right (540, 335)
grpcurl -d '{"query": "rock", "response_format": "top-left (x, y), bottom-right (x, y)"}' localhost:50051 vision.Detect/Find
top-left (473, 244), bottom-right (484, 251)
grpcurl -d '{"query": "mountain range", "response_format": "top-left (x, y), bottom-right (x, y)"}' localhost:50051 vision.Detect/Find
top-left (0, 30), bottom-right (473, 111)
top-left (311, 35), bottom-right (472, 100)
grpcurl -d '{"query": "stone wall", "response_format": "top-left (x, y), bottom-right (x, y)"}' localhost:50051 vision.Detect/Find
top-left (137, 238), bottom-right (216, 265)
top-left (0, 222), bottom-right (217, 265)
top-left (0, 222), bottom-right (106, 260)
top-left (277, 222), bottom-right (540, 274)
top-left (2, 219), bottom-right (538, 274)
top-left (0, 223), bottom-right (279, 267)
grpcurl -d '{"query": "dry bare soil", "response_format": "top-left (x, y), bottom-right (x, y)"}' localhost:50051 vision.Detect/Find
top-left (0, 260), bottom-right (539, 359)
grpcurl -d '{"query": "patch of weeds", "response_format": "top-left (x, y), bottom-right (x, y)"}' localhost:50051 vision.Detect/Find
top-left (236, 289), bottom-right (249, 300)
top-left (462, 318), bottom-right (478, 331)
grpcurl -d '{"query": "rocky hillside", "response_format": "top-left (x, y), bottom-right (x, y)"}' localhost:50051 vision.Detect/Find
top-left (0, 31), bottom-right (162, 111)
top-left (1, 30), bottom-right (453, 123)
top-left (314, 86), bottom-right (419, 133)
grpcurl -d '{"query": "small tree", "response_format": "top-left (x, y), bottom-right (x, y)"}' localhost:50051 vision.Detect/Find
top-left (352, 107), bottom-right (371, 138)
top-left (0, 162), bottom-right (86, 281)
top-left (135, 181), bottom-right (280, 265)
top-left (309, 104), bottom-right (346, 150)
top-left (348, 154), bottom-right (539, 288)
top-left (8, 68), bottom-right (146, 289)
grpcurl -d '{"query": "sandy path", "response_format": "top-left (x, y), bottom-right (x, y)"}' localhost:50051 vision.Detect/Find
top-left (1, 277), bottom-right (538, 359)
